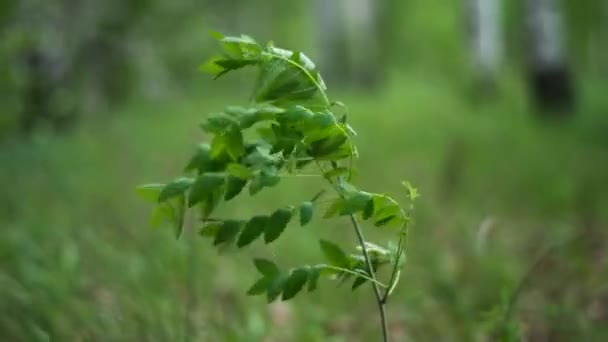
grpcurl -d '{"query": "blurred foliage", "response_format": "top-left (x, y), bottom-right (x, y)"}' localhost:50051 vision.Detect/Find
top-left (0, 0), bottom-right (607, 341)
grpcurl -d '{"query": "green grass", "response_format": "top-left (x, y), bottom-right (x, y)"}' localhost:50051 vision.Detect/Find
top-left (1, 74), bottom-right (608, 341)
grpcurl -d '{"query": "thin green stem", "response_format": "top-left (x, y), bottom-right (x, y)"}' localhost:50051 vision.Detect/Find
top-left (319, 264), bottom-right (388, 288)
top-left (272, 49), bottom-right (390, 342)
top-left (382, 223), bottom-right (407, 304)
top-left (278, 173), bottom-right (322, 178)
top-left (315, 161), bottom-right (390, 342)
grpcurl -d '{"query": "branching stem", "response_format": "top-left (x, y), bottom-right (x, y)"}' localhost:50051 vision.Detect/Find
top-left (316, 161), bottom-right (390, 342)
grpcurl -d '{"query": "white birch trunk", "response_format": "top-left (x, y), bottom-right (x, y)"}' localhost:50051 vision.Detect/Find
top-left (467, 0), bottom-right (502, 81)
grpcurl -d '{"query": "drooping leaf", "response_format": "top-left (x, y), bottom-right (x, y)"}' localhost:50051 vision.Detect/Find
top-left (249, 170), bottom-right (281, 195)
top-left (227, 163), bottom-right (252, 180)
top-left (254, 258), bottom-right (279, 277)
top-left (224, 176), bottom-right (247, 201)
top-left (213, 220), bottom-right (243, 246)
top-left (200, 114), bottom-right (239, 134)
top-left (237, 215), bottom-right (268, 248)
top-left (340, 191), bottom-right (373, 216)
top-left (351, 269), bottom-right (369, 291)
top-left (307, 266), bottom-right (322, 292)
top-left (282, 267), bottom-right (310, 300)
top-left (198, 186), bottom-right (224, 219)
top-left (136, 183), bottom-right (164, 203)
top-left (199, 222), bottom-right (223, 238)
top-left (310, 134), bottom-right (348, 158)
top-left (267, 273), bottom-right (288, 303)
top-left (319, 239), bottom-right (349, 267)
top-left (173, 194), bottom-right (186, 238)
top-left (299, 201), bottom-right (313, 226)
top-left (362, 198), bottom-right (374, 220)
top-left (264, 206), bottom-right (294, 243)
top-left (371, 195), bottom-right (404, 228)
top-left (323, 198), bottom-right (345, 218)
top-left (184, 143), bottom-right (223, 173)
top-left (188, 173), bottom-right (225, 207)
top-left (253, 57), bottom-right (319, 105)
top-left (158, 177), bottom-right (194, 202)
top-left (247, 277), bottom-right (271, 296)
top-left (149, 203), bottom-right (173, 228)
top-left (226, 105), bottom-right (284, 129)
top-left (225, 128), bottom-right (245, 161)
top-left (210, 127), bottom-right (245, 161)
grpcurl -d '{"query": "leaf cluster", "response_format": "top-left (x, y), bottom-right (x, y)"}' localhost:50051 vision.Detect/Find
top-left (137, 32), bottom-right (416, 302)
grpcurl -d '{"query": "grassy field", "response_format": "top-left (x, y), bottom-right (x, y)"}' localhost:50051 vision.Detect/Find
top-left (1, 73), bottom-right (608, 341)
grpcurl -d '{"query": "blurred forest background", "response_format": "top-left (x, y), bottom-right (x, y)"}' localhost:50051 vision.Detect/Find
top-left (1, 0), bottom-right (607, 341)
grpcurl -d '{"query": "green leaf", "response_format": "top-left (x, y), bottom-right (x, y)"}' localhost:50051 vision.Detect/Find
top-left (282, 267), bottom-right (309, 300)
top-left (199, 222), bottom-right (223, 238)
top-left (362, 197), bottom-right (374, 220)
top-left (299, 201), bottom-right (313, 226)
top-left (323, 167), bottom-right (349, 179)
top-left (371, 195), bottom-right (403, 227)
top-left (237, 215), bottom-right (268, 248)
top-left (249, 170), bottom-right (280, 195)
top-left (210, 127), bottom-right (245, 161)
top-left (173, 195), bottom-right (186, 238)
top-left (213, 220), bottom-right (243, 246)
top-left (264, 206), bottom-right (294, 243)
top-left (254, 258), bottom-right (279, 277)
top-left (310, 135), bottom-right (348, 158)
top-left (402, 181), bottom-right (420, 200)
top-left (227, 163), bottom-right (252, 179)
top-left (351, 269), bottom-right (369, 291)
top-left (201, 114), bottom-right (239, 134)
top-left (198, 187), bottom-right (224, 219)
top-left (225, 128), bottom-right (245, 161)
top-left (340, 191), bottom-right (373, 216)
top-left (323, 198), bottom-right (345, 218)
top-left (188, 173), bottom-right (225, 207)
top-left (253, 57), bottom-right (319, 104)
top-left (136, 183), bottom-right (164, 203)
top-left (319, 240), bottom-right (349, 267)
top-left (150, 203), bottom-right (173, 228)
top-left (158, 177), bottom-right (194, 202)
top-left (226, 105), bottom-right (284, 129)
top-left (307, 266), bottom-right (322, 292)
top-left (184, 143), bottom-right (218, 173)
top-left (247, 278), bottom-right (271, 296)
top-left (224, 176), bottom-right (247, 201)
top-left (267, 274), bottom-right (288, 303)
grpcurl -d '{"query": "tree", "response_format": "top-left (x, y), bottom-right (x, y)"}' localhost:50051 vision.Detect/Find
top-left (466, 0), bottom-right (503, 90)
top-left (524, 0), bottom-right (575, 114)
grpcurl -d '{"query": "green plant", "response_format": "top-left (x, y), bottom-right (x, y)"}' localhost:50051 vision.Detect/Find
top-left (136, 32), bottom-right (417, 342)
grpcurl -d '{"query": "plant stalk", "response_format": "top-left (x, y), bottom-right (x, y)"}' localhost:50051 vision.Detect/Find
top-left (349, 215), bottom-right (390, 342)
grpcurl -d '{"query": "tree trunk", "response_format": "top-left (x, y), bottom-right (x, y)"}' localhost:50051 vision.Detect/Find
top-left (525, 0), bottom-right (575, 114)
top-left (343, 0), bottom-right (380, 88)
top-left (467, 0), bottom-right (502, 90)
top-left (314, 0), bottom-right (350, 84)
